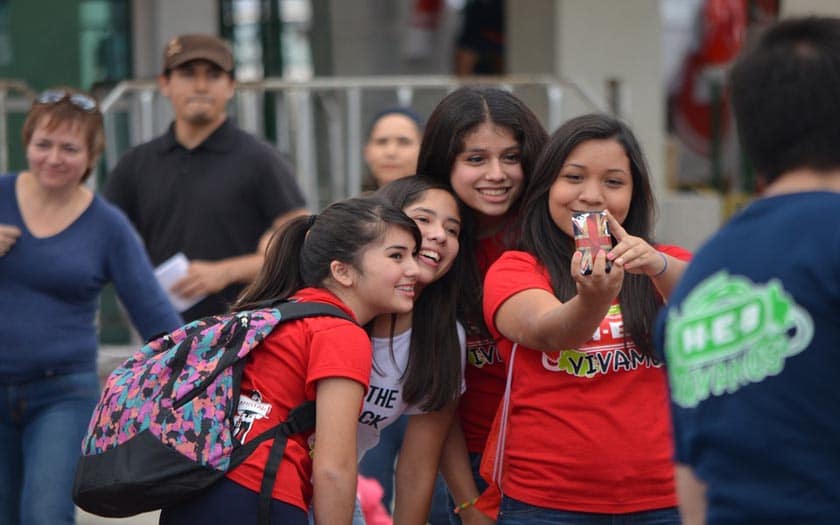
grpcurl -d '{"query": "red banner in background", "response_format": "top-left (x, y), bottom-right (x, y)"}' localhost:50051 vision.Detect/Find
top-left (671, 0), bottom-right (747, 156)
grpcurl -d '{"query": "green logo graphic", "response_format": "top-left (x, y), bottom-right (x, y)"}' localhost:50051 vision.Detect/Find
top-left (666, 272), bottom-right (813, 408)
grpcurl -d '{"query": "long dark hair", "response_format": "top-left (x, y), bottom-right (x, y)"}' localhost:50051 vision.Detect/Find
top-left (416, 87), bottom-right (548, 337)
top-left (235, 196), bottom-right (421, 310)
top-left (375, 176), bottom-right (464, 411)
top-left (520, 113), bottom-right (660, 357)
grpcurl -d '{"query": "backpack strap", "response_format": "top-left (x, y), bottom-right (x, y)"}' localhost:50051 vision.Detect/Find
top-left (257, 401), bottom-right (316, 525)
top-left (270, 300), bottom-right (356, 325)
top-left (225, 299), bottom-right (351, 466)
top-left (242, 301), bottom-right (353, 525)
top-left (172, 302), bottom-right (354, 409)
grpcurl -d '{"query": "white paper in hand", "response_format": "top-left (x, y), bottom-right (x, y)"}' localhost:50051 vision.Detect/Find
top-left (154, 252), bottom-right (206, 312)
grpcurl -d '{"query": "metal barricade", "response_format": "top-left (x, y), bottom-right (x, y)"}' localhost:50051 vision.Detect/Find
top-left (4, 76), bottom-right (604, 206)
top-left (0, 75), bottom-right (603, 349)
top-left (0, 80), bottom-right (38, 174)
top-left (98, 75), bottom-right (604, 206)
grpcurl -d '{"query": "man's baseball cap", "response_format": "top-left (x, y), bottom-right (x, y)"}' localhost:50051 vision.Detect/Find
top-left (162, 34), bottom-right (234, 74)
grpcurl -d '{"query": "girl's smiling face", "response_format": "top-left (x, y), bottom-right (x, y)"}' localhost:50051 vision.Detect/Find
top-left (351, 225), bottom-right (420, 318)
top-left (26, 119), bottom-right (92, 190)
top-left (450, 122), bottom-right (523, 233)
top-left (548, 138), bottom-right (633, 238)
top-left (403, 188), bottom-right (461, 287)
top-left (364, 113), bottom-right (422, 187)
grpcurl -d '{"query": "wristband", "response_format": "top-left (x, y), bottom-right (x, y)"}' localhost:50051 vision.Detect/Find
top-left (453, 497), bottom-right (478, 515)
top-left (652, 251), bottom-right (668, 277)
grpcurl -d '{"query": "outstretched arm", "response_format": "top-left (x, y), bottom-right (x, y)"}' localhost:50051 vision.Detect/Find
top-left (495, 249), bottom-right (623, 351)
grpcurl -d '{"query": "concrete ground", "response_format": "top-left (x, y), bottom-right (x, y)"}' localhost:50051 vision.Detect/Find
top-left (97, 344), bottom-right (136, 378)
top-left (77, 509), bottom-right (160, 525)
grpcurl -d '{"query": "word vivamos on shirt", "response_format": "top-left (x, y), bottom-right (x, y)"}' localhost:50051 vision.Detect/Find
top-left (542, 304), bottom-right (662, 378)
top-left (666, 272), bottom-right (813, 408)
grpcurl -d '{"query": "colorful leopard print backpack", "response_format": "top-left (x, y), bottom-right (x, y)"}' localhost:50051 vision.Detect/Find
top-left (72, 301), bottom-right (352, 520)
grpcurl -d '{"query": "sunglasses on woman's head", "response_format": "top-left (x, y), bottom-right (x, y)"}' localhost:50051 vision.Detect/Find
top-left (35, 90), bottom-right (98, 112)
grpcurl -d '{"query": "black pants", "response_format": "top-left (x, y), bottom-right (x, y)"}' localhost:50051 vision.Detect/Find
top-left (159, 477), bottom-right (307, 525)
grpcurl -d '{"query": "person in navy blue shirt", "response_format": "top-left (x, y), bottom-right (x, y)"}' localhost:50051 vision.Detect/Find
top-left (0, 88), bottom-right (182, 525)
top-left (657, 17), bottom-right (840, 525)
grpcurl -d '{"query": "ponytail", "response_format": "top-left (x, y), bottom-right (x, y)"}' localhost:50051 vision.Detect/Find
top-left (233, 197), bottom-right (420, 312)
top-left (233, 215), bottom-right (310, 310)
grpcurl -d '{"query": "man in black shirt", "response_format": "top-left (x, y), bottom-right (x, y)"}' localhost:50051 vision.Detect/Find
top-left (106, 34), bottom-right (307, 321)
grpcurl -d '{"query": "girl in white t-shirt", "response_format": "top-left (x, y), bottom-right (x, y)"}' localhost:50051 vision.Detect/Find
top-left (361, 176), bottom-right (466, 524)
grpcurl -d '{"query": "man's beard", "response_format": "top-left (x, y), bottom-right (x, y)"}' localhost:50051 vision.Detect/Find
top-left (184, 110), bottom-right (215, 126)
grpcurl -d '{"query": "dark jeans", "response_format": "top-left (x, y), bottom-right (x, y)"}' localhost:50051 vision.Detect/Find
top-left (498, 496), bottom-right (681, 525)
top-left (0, 370), bottom-right (99, 525)
top-left (428, 474), bottom-right (452, 525)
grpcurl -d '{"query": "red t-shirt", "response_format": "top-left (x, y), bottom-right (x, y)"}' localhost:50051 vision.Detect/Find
top-left (460, 231), bottom-right (509, 452)
top-left (225, 288), bottom-right (372, 511)
top-left (482, 247), bottom-right (688, 513)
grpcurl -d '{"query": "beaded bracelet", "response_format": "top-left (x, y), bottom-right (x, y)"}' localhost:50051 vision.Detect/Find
top-left (652, 251), bottom-right (668, 277)
top-left (453, 496), bottom-right (479, 515)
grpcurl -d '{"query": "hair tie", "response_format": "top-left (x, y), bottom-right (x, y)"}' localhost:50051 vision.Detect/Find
top-left (306, 214), bottom-right (318, 229)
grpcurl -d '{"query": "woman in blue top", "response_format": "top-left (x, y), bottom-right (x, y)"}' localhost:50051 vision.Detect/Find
top-left (0, 87), bottom-right (183, 525)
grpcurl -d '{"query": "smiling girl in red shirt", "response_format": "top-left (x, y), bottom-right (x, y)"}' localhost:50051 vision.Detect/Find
top-left (482, 114), bottom-right (690, 524)
top-left (160, 196), bottom-right (421, 525)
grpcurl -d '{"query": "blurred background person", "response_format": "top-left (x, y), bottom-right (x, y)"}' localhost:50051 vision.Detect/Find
top-left (454, 0), bottom-right (505, 76)
top-left (105, 33), bottom-right (308, 322)
top-left (0, 87), bottom-right (182, 525)
top-left (362, 107), bottom-right (424, 191)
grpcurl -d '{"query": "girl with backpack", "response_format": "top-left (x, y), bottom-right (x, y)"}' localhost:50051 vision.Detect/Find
top-left (160, 196), bottom-right (421, 525)
top-left (416, 86), bottom-right (548, 524)
top-left (481, 114), bottom-right (690, 523)
top-left (357, 176), bottom-right (465, 524)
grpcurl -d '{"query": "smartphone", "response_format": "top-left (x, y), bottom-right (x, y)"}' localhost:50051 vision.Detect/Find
top-left (572, 211), bottom-right (613, 275)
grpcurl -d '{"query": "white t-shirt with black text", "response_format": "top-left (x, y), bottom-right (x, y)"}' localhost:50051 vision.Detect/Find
top-left (357, 323), bottom-right (466, 459)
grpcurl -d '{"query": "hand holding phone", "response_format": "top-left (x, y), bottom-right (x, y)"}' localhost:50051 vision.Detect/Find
top-left (572, 211), bottom-right (613, 275)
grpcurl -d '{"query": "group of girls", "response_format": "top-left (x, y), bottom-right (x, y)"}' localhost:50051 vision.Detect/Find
top-left (29, 83), bottom-right (693, 524)
top-left (170, 87), bottom-right (691, 525)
